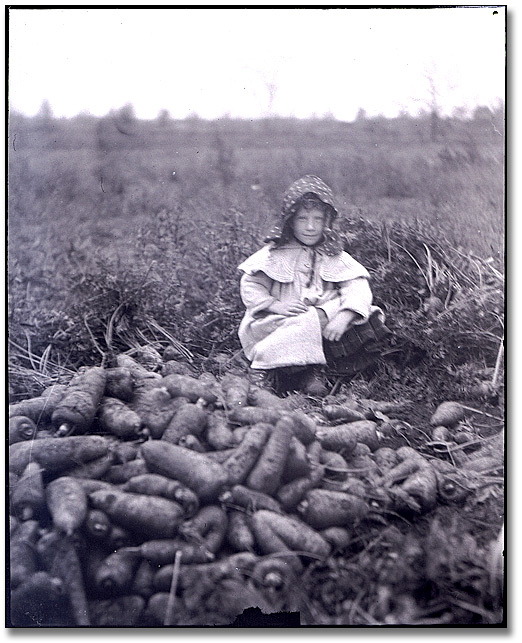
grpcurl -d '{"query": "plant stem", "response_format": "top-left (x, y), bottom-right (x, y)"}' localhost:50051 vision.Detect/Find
top-left (460, 405), bottom-right (503, 421)
top-left (491, 336), bottom-right (504, 389)
top-left (164, 549), bottom-right (182, 626)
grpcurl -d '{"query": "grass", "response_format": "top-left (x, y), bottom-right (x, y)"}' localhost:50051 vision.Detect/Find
top-left (8, 113), bottom-right (504, 405)
top-left (7, 112), bottom-right (505, 624)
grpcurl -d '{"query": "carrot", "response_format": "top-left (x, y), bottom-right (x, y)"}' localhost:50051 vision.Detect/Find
top-left (297, 488), bottom-right (369, 529)
top-left (198, 371), bottom-right (221, 393)
top-left (153, 552), bottom-right (260, 592)
top-left (288, 410), bottom-right (317, 445)
top-left (248, 385), bottom-right (288, 409)
top-left (454, 429), bottom-right (476, 445)
top-left (430, 401), bottom-right (465, 427)
top-left (178, 434), bottom-right (206, 452)
top-left (220, 484), bottom-right (283, 514)
top-left (9, 514), bottom-right (20, 537)
top-left (89, 488), bottom-right (185, 539)
top-left (319, 449), bottom-right (349, 479)
top-left (354, 442), bottom-right (372, 456)
top-left (246, 415), bottom-right (295, 494)
top-left (373, 447), bottom-right (399, 473)
top-left (88, 595), bottom-right (145, 627)
top-left (124, 540), bottom-right (214, 565)
top-left (8, 471), bottom-right (19, 512)
top-left (46, 476), bottom-right (89, 535)
top-left (104, 366), bottom-right (134, 402)
top-left (10, 435), bottom-right (112, 476)
top-left (399, 466), bottom-right (438, 512)
top-left (66, 452), bottom-right (114, 480)
top-left (142, 593), bottom-right (169, 626)
top-left (277, 476), bottom-right (317, 512)
top-left (317, 420), bottom-right (379, 453)
top-left (84, 509), bottom-right (112, 541)
top-left (141, 441), bottom-right (229, 502)
top-left (130, 386), bottom-right (181, 439)
top-left (379, 448), bottom-right (438, 513)
top-left (320, 526), bottom-right (352, 550)
top-left (281, 436), bottom-right (311, 483)
top-left (142, 593), bottom-right (180, 626)
top-left (251, 557), bottom-right (296, 591)
top-left (122, 473), bottom-right (200, 517)
top-left (162, 373), bottom-right (218, 404)
top-left (98, 396), bottom-right (142, 439)
top-left (11, 462), bottom-right (46, 521)
top-left (116, 353), bottom-right (163, 384)
top-left (179, 505), bottom-right (228, 553)
top-left (9, 384), bottom-right (67, 423)
top-left (205, 447), bottom-right (237, 463)
top-left (9, 520), bottom-right (40, 589)
top-left (431, 425), bottom-right (451, 441)
top-left (133, 344), bottom-right (163, 371)
top-left (92, 549), bottom-right (141, 597)
top-left (220, 374), bottom-right (250, 409)
top-left (9, 571), bottom-right (65, 627)
top-left (161, 401), bottom-right (208, 444)
top-left (106, 524), bottom-right (135, 550)
top-left (340, 477), bottom-right (368, 499)
top-left (37, 529), bottom-right (90, 626)
top-left (345, 420), bottom-right (380, 451)
top-left (322, 403), bottom-right (367, 423)
top-left (226, 510), bottom-right (255, 552)
top-left (358, 398), bottom-right (412, 418)
top-left (252, 510), bottom-right (330, 563)
top-left (432, 468), bottom-right (472, 503)
top-left (380, 447), bottom-right (426, 486)
top-left (345, 449), bottom-right (380, 478)
top-left (131, 559), bottom-right (157, 599)
top-left (51, 366), bottom-right (106, 435)
top-left (9, 416), bottom-right (37, 445)
top-left (206, 412), bottom-right (236, 449)
top-left (111, 440), bottom-right (141, 464)
top-left (228, 406), bottom-right (281, 426)
top-left (161, 359), bottom-right (196, 376)
top-left (103, 458), bottom-right (149, 484)
top-left (36, 429), bottom-right (54, 440)
top-left (276, 442), bottom-right (324, 511)
top-left (222, 423), bottom-right (271, 485)
top-left (307, 440), bottom-right (324, 476)
top-left (202, 577), bottom-right (273, 623)
top-left (74, 478), bottom-right (115, 495)
top-left (232, 425), bottom-right (250, 444)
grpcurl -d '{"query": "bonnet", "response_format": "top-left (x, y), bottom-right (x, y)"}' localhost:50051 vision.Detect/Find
top-left (264, 175), bottom-right (344, 256)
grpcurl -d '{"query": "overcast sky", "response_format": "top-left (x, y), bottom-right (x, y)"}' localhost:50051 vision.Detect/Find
top-left (8, 6), bottom-right (505, 121)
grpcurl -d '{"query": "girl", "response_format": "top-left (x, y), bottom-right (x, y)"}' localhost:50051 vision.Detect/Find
top-left (237, 175), bottom-right (384, 395)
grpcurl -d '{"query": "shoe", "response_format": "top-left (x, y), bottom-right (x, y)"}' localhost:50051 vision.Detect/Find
top-left (300, 367), bottom-right (329, 397)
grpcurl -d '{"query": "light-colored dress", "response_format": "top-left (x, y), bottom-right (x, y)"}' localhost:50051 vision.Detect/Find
top-left (237, 241), bottom-right (379, 370)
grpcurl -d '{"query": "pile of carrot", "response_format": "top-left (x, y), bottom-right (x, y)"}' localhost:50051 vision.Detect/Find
top-left (8, 354), bottom-right (503, 627)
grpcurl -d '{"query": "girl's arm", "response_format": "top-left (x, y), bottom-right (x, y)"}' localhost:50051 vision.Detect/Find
top-left (318, 278), bottom-right (373, 322)
top-left (240, 272), bottom-right (276, 316)
top-left (337, 277), bottom-right (373, 320)
top-left (319, 278), bottom-right (373, 342)
top-left (240, 273), bottom-right (308, 317)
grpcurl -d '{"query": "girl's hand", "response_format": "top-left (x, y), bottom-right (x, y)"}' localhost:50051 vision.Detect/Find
top-left (323, 310), bottom-right (357, 342)
top-left (269, 300), bottom-right (309, 316)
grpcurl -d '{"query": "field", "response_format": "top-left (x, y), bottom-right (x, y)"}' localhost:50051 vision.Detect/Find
top-left (7, 109), bottom-right (505, 626)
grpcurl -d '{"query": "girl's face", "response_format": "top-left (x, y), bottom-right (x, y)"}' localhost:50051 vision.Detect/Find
top-left (291, 207), bottom-right (326, 246)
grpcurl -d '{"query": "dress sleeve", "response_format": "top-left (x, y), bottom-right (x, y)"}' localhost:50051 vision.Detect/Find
top-left (240, 272), bottom-right (276, 316)
top-left (337, 277), bottom-right (373, 321)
